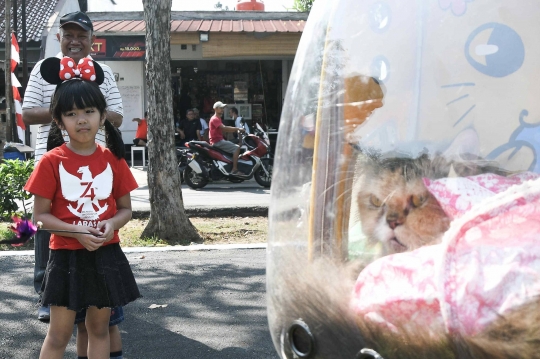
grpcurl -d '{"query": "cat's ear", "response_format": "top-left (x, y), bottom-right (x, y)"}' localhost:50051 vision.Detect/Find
top-left (427, 154), bottom-right (451, 178)
top-left (448, 164), bottom-right (458, 178)
top-left (443, 128), bottom-right (480, 160)
top-left (354, 145), bottom-right (379, 167)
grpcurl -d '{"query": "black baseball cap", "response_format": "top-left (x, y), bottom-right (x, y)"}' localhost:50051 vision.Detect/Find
top-left (59, 11), bottom-right (93, 32)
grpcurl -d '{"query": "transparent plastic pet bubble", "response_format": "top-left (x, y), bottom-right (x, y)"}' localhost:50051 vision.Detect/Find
top-left (267, 1), bottom-right (540, 358)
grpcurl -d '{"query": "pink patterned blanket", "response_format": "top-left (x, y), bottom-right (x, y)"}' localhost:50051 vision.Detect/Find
top-left (351, 173), bottom-right (540, 336)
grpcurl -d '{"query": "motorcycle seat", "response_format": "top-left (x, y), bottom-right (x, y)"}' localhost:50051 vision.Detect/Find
top-left (189, 141), bottom-right (212, 148)
top-left (188, 141), bottom-right (236, 156)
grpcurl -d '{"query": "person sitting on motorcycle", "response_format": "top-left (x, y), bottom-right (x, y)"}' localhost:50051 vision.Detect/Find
top-left (209, 101), bottom-right (246, 175)
top-left (176, 108), bottom-right (203, 147)
top-left (230, 106), bottom-right (250, 144)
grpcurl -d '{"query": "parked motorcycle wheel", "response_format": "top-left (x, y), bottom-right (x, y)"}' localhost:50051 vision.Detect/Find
top-left (254, 158), bottom-right (273, 188)
top-left (184, 166), bottom-right (208, 189)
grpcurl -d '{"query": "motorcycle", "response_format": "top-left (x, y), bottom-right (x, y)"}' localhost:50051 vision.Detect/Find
top-left (176, 147), bottom-right (192, 183)
top-left (183, 124), bottom-right (273, 189)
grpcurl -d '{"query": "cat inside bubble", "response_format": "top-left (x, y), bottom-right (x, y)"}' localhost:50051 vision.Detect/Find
top-left (273, 133), bottom-right (539, 359)
top-left (352, 149), bottom-right (507, 256)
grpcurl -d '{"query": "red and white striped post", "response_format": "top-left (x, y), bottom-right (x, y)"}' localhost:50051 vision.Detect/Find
top-left (11, 33), bottom-right (25, 143)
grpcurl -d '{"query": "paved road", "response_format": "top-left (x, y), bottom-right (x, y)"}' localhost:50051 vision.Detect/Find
top-left (16, 167), bottom-right (271, 217)
top-left (129, 168), bottom-right (271, 214)
top-left (0, 248), bottom-right (278, 359)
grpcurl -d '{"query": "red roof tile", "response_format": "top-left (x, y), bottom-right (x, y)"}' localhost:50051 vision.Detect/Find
top-left (188, 20), bottom-right (204, 32)
top-left (243, 20), bottom-right (255, 32)
top-left (92, 19), bottom-right (305, 34)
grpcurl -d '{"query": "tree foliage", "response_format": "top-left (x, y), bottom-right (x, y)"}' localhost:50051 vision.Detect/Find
top-left (292, 0), bottom-right (314, 12)
top-left (0, 159), bottom-right (34, 219)
top-left (214, 1), bottom-right (229, 10)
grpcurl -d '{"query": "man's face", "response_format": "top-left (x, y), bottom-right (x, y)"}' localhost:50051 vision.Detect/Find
top-left (215, 107), bottom-right (224, 116)
top-left (57, 24), bottom-right (94, 63)
top-left (186, 111), bottom-right (195, 120)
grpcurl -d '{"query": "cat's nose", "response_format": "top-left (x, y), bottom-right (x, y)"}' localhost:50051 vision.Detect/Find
top-left (387, 214), bottom-right (404, 229)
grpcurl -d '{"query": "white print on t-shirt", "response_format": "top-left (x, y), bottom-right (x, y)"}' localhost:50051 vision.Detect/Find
top-left (59, 162), bottom-right (113, 220)
top-left (71, 220), bottom-right (100, 227)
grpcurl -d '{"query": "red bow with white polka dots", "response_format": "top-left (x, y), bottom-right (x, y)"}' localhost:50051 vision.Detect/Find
top-left (59, 57), bottom-right (97, 82)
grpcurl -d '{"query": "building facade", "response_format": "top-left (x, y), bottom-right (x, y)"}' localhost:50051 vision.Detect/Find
top-left (86, 10), bottom-right (306, 144)
top-left (1, 2), bottom-right (307, 149)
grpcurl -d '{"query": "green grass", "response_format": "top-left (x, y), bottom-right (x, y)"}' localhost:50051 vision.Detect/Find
top-left (0, 216), bottom-right (268, 251)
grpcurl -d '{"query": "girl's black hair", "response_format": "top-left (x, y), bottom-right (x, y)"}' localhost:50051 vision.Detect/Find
top-left (47, 80), bottom-right (125, 159)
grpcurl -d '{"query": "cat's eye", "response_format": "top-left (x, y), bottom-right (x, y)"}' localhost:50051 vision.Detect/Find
top-left (411, 194), bottom-right (426, 208)
top-left (369, 195), bottom-right (383, 207)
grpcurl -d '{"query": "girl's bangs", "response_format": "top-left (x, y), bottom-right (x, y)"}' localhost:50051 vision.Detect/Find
top-left (55, 81), bottom-right (105, 113)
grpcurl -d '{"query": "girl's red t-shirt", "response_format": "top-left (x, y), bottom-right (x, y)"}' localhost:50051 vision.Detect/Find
top-left (24, 144), bottom-right (139, 250)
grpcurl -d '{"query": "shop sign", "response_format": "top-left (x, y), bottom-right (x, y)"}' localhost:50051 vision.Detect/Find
top-left (90, 36), bottom-right (146, 60)
top-left (91, 39), bottom-right (107, 57)
top-left (114, 38), bottom-right (146, 59)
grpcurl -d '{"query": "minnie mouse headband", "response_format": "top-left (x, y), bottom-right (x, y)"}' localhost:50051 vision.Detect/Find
top-left (40, 56), bottom-right (105, 85)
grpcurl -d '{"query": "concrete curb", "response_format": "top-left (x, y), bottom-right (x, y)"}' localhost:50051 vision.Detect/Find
top-left (0, 243), bottom-right (267, 257)
top-left (132, 206), bottom-right (268, 218)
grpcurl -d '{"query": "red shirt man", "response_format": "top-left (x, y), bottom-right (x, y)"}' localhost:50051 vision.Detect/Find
top-left (132, 111), bottom-right (148, 146)
top-left (208, 101), bottom-right (245, 175)
top-left (209, 114), bottom-right (224, 144)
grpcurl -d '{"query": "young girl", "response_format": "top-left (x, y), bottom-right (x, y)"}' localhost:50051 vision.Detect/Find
top-left (25, 58), bottom-right (140, 359)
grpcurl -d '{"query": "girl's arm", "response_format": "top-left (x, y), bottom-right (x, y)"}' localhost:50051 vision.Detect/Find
top-left (33, 195), bottom-right (106, 251)
top-left (96, 193), bottom-right (133, 242)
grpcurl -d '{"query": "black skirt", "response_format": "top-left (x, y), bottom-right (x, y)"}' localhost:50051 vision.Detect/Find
top-left (40, 243), bottom-right (141, 311)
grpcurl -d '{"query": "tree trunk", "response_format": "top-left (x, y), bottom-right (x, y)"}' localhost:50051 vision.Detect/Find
top-left (141, 0), bottom-right (200, 243)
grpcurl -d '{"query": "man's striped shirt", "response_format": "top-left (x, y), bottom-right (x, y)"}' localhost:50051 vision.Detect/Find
top-left (23, 53), bottom-right (123, 162)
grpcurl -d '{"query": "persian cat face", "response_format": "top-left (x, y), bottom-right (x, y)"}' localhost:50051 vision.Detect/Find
top-left (356, 154), bottom-right (451, 255)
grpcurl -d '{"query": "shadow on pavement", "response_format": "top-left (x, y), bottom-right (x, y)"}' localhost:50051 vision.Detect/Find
top-left (0, 250), bottom-right (277, 359)
top-left (123, 315), bottom-right (255, 358)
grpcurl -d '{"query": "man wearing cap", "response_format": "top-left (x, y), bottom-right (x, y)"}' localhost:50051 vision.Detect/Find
top-left (22, 10), bottom-right (124, 352)
top-left (209, 101), bottom-right (246, 175)
top-left (23, 11), bottom-right (123, 164)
